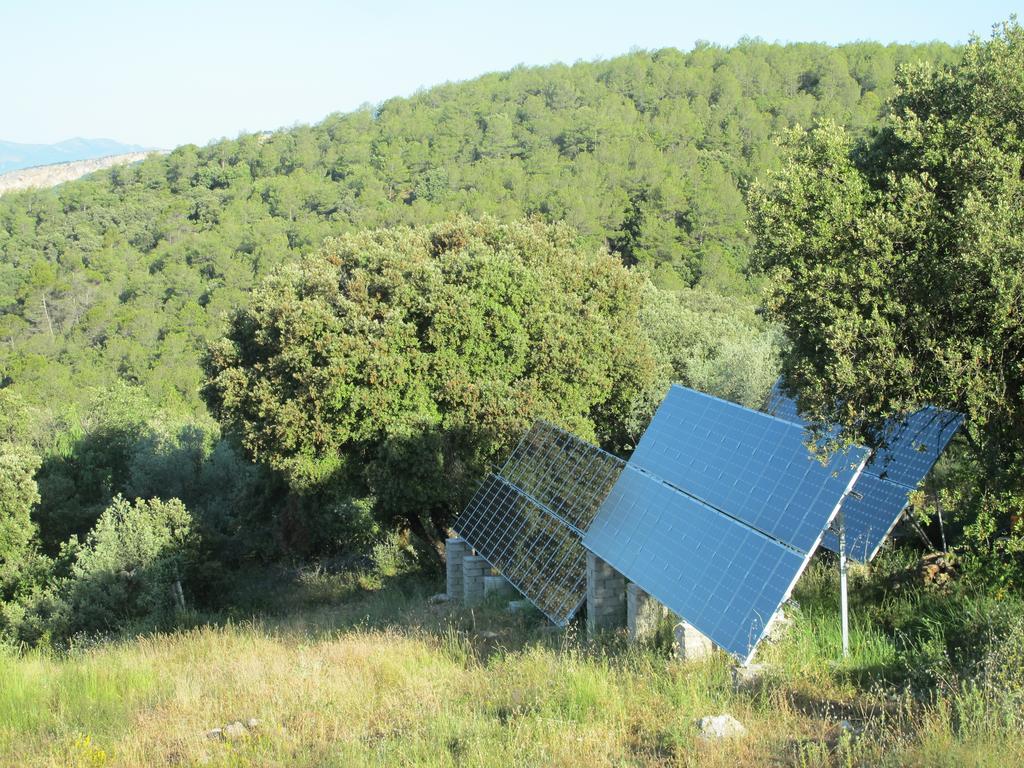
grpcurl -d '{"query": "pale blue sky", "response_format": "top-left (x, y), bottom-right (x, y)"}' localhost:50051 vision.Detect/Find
top-left (1, 1), bottom-right (1017, 149)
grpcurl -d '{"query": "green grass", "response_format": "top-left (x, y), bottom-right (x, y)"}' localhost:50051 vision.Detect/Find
top-left (2, 551), bottom-right (1023, 767)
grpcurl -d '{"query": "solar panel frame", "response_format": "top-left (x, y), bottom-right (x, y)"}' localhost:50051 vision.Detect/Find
top-left (499, 421), bottom-right (625, 534)
top-left (629, 385), bottom-right (870, 553)
top-left (452, 421), bottom-right (627, 626)
top-left (454, 473), bottom-right (589, 624)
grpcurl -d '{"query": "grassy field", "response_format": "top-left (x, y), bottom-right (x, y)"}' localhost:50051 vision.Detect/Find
top-left (2, 545), bottom-right (1022, 767)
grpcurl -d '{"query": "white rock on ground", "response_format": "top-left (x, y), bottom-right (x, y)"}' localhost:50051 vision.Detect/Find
top-left (428, 593), bottom-right (451, 604)
top-left (697, 714), bottom-right (747, 739)
top-left (222, 721), bottom-right (248, 740)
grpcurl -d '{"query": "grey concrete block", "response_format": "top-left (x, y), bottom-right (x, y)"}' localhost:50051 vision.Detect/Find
top-left (586, 552), bottom-right (626, 636)
top-left (673, 620), bottom-right (715, 662)
top-left (627, 583), bottom-right (668, 642)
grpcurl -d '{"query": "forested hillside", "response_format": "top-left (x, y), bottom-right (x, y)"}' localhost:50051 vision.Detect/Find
top-left (0, 41), bottom-right (957, 413)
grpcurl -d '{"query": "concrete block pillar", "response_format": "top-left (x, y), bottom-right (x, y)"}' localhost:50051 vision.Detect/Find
top-left (627, 583), bottom-right (668, 642)
top-left (445, 537), bottom-right (469, 601)
top-left (673, 620), bottom-right (715, 662)
top-left (586, 552), bottom-right (626, 636)
top-left (484, 575), bottom-right (516, 600)
top-left (462, 555), bottom-right (489, 606)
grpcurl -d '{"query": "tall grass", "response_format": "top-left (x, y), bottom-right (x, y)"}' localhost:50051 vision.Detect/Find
top-left (1, 554), bottom-right (1022, 767)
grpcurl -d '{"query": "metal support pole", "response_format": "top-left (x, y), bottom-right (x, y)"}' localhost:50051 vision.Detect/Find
top-left (838, 509), bottom-right (849, 658)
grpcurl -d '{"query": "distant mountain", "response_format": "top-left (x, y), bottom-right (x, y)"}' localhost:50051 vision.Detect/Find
top-left (0, 138), bottom-right (149, 174)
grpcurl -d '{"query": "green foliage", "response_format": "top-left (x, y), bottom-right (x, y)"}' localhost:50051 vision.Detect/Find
top-left (60, 496), bottom-right (195, 636)
top-left (204, 217), bottom-right (661, 552)
top-left (0, 42), bottom-right (958, 416)
top-left (750, 21), bottom-right (1024, 557)
top-left (0, 447), bottom-right (42, 600)
top-left (639, 285), bottom-right (780, 412)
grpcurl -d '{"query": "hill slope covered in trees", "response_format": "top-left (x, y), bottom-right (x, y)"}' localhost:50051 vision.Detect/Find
top-left (0, 40), bottom-right (957, 413)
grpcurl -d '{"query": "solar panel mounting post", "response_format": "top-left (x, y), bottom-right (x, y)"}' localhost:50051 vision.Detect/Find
top-left (838, 508), bottom-right (849, 658)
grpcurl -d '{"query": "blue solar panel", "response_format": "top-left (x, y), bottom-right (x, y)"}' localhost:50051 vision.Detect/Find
top-left (584, 466), bottom-right (809, 663)
top-left (868, 407), bottom-right (964, 488)
top-left (630, 386), bottom-right (869, 553)
top-left (762, 379), bottom-right (963, 561)
top-left (764, 380), bottom-right (806, 425)
top-left (819, 473), bottom-right (914, 560)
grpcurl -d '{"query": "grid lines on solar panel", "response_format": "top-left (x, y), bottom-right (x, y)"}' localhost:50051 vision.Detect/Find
top-left (584, 466), bottom-right (807, 662)
top-left (761, 380), bottom-right (963, 562)
top-left (765, 380), bottom-right (807, 425)
top-left (453, 473), bottom-right (588, 625)
top-left (499, 421), bottom-right (626, 533)
top-left (630, 386), bottom-right (869, 553)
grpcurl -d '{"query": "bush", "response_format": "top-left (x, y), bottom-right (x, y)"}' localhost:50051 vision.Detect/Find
top-left (0, 446), bottom-right (42, 601)
top-left (60, 496), bottom-right (196, 636)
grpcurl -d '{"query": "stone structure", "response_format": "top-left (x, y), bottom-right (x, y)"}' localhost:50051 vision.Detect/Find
top-left (627, 583), bottom-right (668, 642)
top-left (586, 552), bottom-right (626, 636)
top-left (483, 575), bottom-right (516, 599)
top-left (445, 537), bottom-right (469, 601)
top-left (462, 555), bottom-right (490, 606)
top-left (673, 619), bottom-right (716, 661)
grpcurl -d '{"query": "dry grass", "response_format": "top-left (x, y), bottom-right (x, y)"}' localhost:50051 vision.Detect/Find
top-left (2, 559), bottom-right (1023, 767)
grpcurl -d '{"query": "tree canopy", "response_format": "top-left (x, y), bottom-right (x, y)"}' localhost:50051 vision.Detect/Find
top-left (203, 217), bottom-right (662, 554)
top-left (750, 21), bottom-right (1023, 542)
top-left (0, 41), bottom-right (957, 414)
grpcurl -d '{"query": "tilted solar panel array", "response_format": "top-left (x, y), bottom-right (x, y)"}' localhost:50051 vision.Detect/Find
top-left (586, 385), bottom-right (869, 662)
top-left (453, 422), bottom-right (626, 625)
top-left (586, 466), bottom-right (805, 660)
top-left (629, 387), bottom-right (869, 553)
top-left (764, 380), bottom-right (963, 561)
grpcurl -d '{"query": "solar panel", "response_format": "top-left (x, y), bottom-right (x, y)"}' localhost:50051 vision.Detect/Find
top-left (868, 407), bottom-right (964, 488)
top-left (453, 422), bottom-right (626, 625)
top-left (819, 473), bottom-right (915, 560)
top-left (454, 474), bottom-right (588, 624)
top-left (763, 379), bottom-right (963, 561)
top-left (629, 386), bottom-right (869, 553)
top-left (764, 379), bottom-right (806, 425)
top-left (585, 466), bottom-right (817, 662)
top-left (500, 421), bottom-right (625, 533)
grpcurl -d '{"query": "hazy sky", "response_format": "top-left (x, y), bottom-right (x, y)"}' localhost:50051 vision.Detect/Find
top-left (1, 1), bottom-right (1018, 149)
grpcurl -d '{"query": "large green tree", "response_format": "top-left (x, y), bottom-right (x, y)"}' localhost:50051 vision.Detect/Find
top-left (203, 217), bottom-right (661, 557)
top-left (750, 21), bottom-right (1024, 533)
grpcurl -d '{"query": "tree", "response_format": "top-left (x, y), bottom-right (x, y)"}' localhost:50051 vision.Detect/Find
top-left (750, 21), bottom-right (1024, 537)
top-left (203, 217), bottom-right (661, 559)
top-left (0, 446), bottom-right (41, 600)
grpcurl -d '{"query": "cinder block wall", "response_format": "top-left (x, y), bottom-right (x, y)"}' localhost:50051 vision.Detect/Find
top-left (627, 582), bottom-right (668, 642)
top-left (586, 552), bottom-right (626, 636)
top-left (445, 537), bottom-right (469, 600)
top-left (462, 555), bottom-right (489, 606)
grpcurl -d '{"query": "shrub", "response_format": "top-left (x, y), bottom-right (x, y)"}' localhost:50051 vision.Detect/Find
top-left (61, 496), bottom-right (196, 636)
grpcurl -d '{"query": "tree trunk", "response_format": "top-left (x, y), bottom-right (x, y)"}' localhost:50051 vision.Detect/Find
top-left (406, 511), bottom-right (446, 569)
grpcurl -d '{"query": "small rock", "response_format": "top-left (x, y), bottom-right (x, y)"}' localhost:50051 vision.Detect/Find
top-left (205, 728), bottom-right (224, 741)
top-left (223, 721), bottom-right (248, 741)
top-left (837, 719), bottom-right (863, 738)
top-left (697, 714), bottom-right (747, 740)
top-left (246, 717), bottom-right (260, 730)
top-left (477, 630), bottom-right (499, 639)
top-left (428, 593), bottom-right (451, 605)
